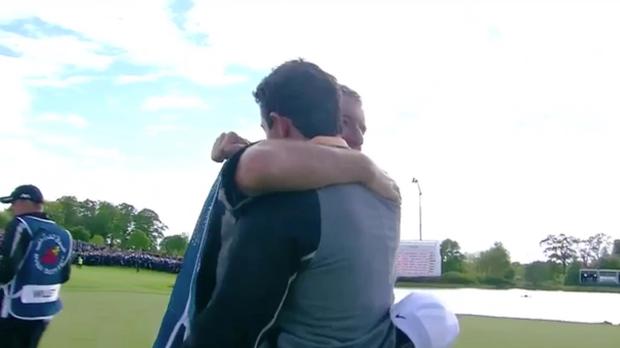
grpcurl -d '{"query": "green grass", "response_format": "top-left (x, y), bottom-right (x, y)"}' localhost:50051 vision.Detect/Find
top-left (455, 316), bottom-right (619, 348)
top-left (39, 267), bottom-right (619, 348)
top-left (41, 267), bottom-right (175, 348)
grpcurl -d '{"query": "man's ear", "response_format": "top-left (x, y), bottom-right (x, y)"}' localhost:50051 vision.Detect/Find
top-left (269, 112), bottom-right (291, 138)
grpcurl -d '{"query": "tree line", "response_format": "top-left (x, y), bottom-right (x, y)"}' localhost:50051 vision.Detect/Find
top-left (0, 196), bottom-right (188, 257)
top-left (2, 197), bottom-right (619, 278)
top-left (439, 233), bottom-right (620, 287)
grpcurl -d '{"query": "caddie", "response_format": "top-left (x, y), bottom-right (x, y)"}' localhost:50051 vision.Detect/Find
top-left (0, 184), bottom-right (73, 348)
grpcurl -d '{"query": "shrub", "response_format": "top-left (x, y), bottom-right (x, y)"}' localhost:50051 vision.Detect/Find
top-left (441, 271), bottom-right (478, 284)
top-left (479, 276), bottom-right (514, 287)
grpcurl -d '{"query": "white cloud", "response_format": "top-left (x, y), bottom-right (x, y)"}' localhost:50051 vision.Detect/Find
top-left (142, 95), bottom-right (209, 112)
top-left (0, 0), bottom-right (244, 85)
top-left (0, 57), bottom-right (30, 134)
top-left (73, 146), bottom-right (126, 162)
top-left (0, 139), bottom-right (211, 239)
top-left (3, 0), bottom-right (620, 262)
top-left (27, 76), bottom-right (95, 88)
top-left (182, 0), bottom-right (620, 262)
top-left (115, 73), bottom-right (169, 84)
top-left (38, 113), bottom-right (88, 128)
top-left (145, 123), bottom-right (186, 137)
top-left (0, 31), bottom-right (114, 78)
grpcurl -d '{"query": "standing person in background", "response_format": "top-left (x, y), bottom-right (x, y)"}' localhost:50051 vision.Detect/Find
top-left (77, 255), bottom-right (83, 269)
top-left (0, 185), bottom-right (73, 348)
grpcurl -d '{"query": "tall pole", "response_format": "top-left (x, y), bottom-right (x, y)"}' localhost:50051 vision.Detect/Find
top-left (412, 177), bottom-right (422, 240)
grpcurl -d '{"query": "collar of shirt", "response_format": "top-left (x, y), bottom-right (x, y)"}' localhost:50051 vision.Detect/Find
top-left (309, 136), bottom-right (350, 149)
top-left (17, 212), bottom-right (49, 220)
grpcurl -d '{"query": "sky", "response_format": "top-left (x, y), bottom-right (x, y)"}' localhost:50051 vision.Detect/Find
top-left (1, 0), bottom-right (620, 262)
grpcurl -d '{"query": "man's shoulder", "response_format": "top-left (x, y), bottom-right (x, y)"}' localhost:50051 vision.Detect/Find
top-left (235, 189), bottom-right (321, 218)
top-left (4, 217), bottom-right (23, 234)
top-left (16, 214), bottom-right (56, 229)
top-left (317, 184), bottom-right (400, 211)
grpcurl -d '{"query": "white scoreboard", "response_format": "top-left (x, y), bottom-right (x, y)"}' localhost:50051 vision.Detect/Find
top-left (395, 240), bottom-right (442, 278)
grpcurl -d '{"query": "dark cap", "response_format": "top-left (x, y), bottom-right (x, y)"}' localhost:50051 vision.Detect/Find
top-left (0, 185), bottom-right (44, 204)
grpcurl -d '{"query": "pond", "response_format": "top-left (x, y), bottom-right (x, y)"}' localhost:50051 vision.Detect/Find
top-left (394, 288), bottom-right (620, 324)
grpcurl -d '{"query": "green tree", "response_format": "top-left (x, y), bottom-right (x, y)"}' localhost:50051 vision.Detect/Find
top-left (601, 246), bottom-right (611, 259)
top-left (160, 234), bottom-right (189, 257)
top-left (69, 226), bottom-right (91, 242)
top-left (475, 242), bottom-right (514, 281)
top-left (441, 271), bottom-right (477, 285)
top-left (90, 201), bottom-right (120, 246)
top-left (512, 262), bottom-right (525, 283)
top-left (89, 234), bottom-right (105, 247)
top-left (577, 233), bottom-right (612, 267)
top-left (613, 240), bottom-right (620, 255)
top-left (440, 239), bottom-right (465, 273)
top-left (540, 234), bottom-right (578, 274)
top-left (598, 256), bottom-right (620, 269)
top-left (111, 203), bottom-right (137, 245)
top-left (79, 199), bottom-right (98, 237)
top-left (134, 208), bottom-right (167, 244)
top-left (56, 196), bottom-right (82, 228)
top-left (0, 210), bottom-right (11, 229)
top-left (461, 253), bottom-right (479, 275)
top-left (44, 201), bottom-right (64, 225)
top-left (564, 260), bottom-right (582, 286)
top-left (127, 230), bottom-right (151, 251)
top-left (524, 261), bottom-right (556, 286)
top-left (9, 194), bottom-right (171, 251)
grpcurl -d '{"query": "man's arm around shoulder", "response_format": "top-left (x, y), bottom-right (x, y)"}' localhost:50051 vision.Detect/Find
top-left (229, 140), bottom-right (400, 203)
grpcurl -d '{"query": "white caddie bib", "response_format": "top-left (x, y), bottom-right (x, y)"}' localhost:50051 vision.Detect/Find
top-left (20, 284), bottom-right (61, 304)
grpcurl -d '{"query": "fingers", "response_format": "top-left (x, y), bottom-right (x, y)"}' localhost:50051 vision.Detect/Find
top-left (211, 133), bottom-right (227, 162)
top-left (226, 132), bottom-right (250, 145)
top-left (212, 131), bottom-right (251, 163)
top-left (375, 176), bottom-right (402, 204)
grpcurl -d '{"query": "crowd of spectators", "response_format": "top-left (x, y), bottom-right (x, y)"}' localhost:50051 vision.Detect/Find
top-left (1, 232), bottom-right (182, 274)
top-left (73, 240), bottom-right (183, 273)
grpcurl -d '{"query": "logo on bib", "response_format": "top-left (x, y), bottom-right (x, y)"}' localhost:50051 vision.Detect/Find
top-left (34, 233), bottom-right (68, 275)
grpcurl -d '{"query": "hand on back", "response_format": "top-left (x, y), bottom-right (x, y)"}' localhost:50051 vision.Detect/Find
top-left (366, 166), bottom-right (402, 204)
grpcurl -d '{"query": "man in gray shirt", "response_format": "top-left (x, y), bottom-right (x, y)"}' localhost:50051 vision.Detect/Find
top-left (184, 59), bottom-right (401, 348)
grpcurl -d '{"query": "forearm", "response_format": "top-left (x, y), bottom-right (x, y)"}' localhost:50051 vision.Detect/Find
top-left (236, 140), bottom-right (375, 195)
